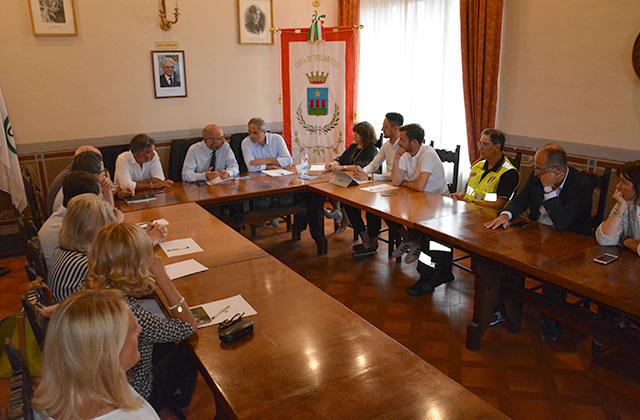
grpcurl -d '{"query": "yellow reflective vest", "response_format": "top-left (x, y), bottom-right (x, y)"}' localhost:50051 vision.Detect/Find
top-left (463, 157), bottom-right (519, 203)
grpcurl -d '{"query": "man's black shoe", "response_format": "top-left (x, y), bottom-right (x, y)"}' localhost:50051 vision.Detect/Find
top-left (540, 318), bottom-right (561, 343)
top-left (406, 278), bottom-right (435, 297)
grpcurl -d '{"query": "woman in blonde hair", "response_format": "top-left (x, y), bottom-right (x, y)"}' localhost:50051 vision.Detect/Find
top-left (33, 288), bottom-right (159, 420)
top-left (48, 193), bottom-right (118, 302)
top-left (86, 222), bottom-right (197, 419)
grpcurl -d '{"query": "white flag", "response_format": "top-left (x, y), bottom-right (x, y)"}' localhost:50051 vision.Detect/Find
top-left (0, 87), bottom-right (26, 212)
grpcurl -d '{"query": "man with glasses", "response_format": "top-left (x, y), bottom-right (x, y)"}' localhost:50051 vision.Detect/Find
top-left (485, 143), bottom-right (593, 342)
top-left (114, 134), bottom-right (173, 199)
top-left (182, 124), bottom-right (239, 182)
top-left (451, 129), bottom-right (519, 210)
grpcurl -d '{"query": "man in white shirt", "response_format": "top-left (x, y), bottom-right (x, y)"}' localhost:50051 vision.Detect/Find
top-left (182, 124), bottom-right (240, 182)
top-left (348, 112), bottom-right (404, 257)
top-left (114, 134), bottom-right (173, 199)
top-left (383, 123), bottom-right (451, 297)
top-left (241, 117), bottom-right (293, 172)
top-left (39, 171), bottom-right (102, 271)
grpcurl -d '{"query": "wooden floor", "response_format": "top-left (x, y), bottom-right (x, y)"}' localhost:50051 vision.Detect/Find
top-left (3, 217), bottom-right (640, 419)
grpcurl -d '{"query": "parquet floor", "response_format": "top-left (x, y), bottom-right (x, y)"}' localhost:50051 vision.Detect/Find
top-left (3, 217), bottom-right (640, 419)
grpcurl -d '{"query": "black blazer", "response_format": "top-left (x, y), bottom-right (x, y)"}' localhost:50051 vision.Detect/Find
top-left (160, 74), bottom-right (180, 87)
top-left (503, 166), bottom-right (594, 237)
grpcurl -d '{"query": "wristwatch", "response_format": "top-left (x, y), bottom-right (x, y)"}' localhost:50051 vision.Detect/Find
top-left (543, 185), bottom-right (553, 193)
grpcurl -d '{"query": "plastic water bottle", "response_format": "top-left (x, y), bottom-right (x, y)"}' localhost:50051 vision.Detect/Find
top-left (301, 152), bottom-right (309, 175)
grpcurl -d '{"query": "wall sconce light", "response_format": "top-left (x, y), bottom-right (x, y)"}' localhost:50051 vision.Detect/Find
top-left (159, 0), bottom-right (179, 31)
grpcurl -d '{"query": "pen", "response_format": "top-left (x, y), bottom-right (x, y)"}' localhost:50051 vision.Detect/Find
top-left (211, 305), bottom-right (230, 320)
top-left (167, 246), bottom-right (189, 252)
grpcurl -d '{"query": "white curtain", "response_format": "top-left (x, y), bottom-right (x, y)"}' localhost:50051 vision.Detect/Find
top-left (358, 0), bottom-right (469, 189)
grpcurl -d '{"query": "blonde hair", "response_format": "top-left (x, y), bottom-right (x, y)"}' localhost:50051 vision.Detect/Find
top-left (33, 289), bottom-right (143, 420)
top-left (86, 222), bottom-right (155, 298)
top-left (59, 194), bottom-right (117, 253)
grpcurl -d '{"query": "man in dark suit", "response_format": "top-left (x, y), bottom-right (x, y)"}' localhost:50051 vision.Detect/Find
top-left (484, 143), bottom-right (594, 342)
top-left (159, 58), bottom-right (180, 87)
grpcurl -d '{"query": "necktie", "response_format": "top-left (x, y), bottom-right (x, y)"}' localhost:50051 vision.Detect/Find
top-left (169, 76), bottom-right (173, 85)
top-left (209, 151), bottom-right (216, 171)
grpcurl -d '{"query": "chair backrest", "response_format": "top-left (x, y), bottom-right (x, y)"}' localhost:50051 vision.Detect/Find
top-left (376, 133), bottom-right (384, 149)
top-left (584, 167), bottom-right (611, 229)
top-left (229, 132), bottom-right (249, 173)
top-left (21, 167), bottom-right (47, 230)
top-left (12, 206), bottom-right (46, 282)
top-left (98, 144), bottom-right (130, 181)
top-left (4, 341), bottom-right (34, 420)
top-left (510, 151), bottom-right (522, 172)
top-left (168, 137), bottom-right (202, 182)
top-left (434, 145), bottom-right (461, 194)
top-left (22, 277), bottom-right (54, 349)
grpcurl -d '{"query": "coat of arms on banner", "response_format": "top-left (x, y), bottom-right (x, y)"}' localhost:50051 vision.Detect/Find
top-left (281, 29), bottom-right (356, 164)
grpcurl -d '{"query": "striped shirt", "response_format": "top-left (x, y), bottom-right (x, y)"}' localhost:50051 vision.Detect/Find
top-left (48, 247), bottom-right (88, 303)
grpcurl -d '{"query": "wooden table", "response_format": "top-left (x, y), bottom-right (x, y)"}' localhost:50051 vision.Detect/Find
top-left (416, 211), bottom-right (640, 350)
top-left (124, 203), bottom-right (508, 419)
top-left (117, 171), bottom-right (334, 255)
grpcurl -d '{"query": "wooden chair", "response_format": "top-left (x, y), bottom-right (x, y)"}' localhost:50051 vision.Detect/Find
top-left (167, 137), bottom-right (201, 182)
top-left (4, 334), bottom-right (35, 420)
top-left (584, 166), bottom-right (611, 230)
top-left (12, 206), bottom-right (47, 282)
top-left (434, 145), bottom-right (461, 194)
top-left (21, 167), bottom-right (47, 230)
top-left (21, 277), bottom-right (54, 349)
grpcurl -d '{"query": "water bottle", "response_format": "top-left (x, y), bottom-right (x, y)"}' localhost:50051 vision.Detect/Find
top-left (301, 152), bottom-right (309, 175)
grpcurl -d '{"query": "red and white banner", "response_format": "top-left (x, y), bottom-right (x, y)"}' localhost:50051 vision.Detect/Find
top-left (281, 28), bottom-right (356, 164)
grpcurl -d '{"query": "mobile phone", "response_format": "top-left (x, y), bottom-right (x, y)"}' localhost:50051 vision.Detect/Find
top-left (382, 192), bottom-right (397, 197)
top-left (510, 221), bottom-right (530, 228)
top-left (197, 180), bottom-right (207, 186)
top-left (593, 253), bottom-right (618, 265)
top-left (190, 306), bottom-right (212, 325)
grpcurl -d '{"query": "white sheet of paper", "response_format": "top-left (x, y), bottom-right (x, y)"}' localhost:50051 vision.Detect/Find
top-left (262, 169), bottom-right (294, 177)
top-left (136, 218), bottom-right (169, 230)
top-left (360, 184), bottom-right (399, 193)
top-left (310, 164), bottom-right (325, 172)
top-left (190, 294), bottom-right (257, 328)
top-left (165, 259), bottom-right (208, 280)
top-left (160, 238), bottom-right (204, 258)
top-left (206, 177), bottom-right (235, 185)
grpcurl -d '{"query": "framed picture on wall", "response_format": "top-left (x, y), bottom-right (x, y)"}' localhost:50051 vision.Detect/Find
top-left (27, 0), bottom-right (78, 36)
top-left (238, 0), bottom-right (273, 45)
top-left (152, 51), bottom-right (188, 99)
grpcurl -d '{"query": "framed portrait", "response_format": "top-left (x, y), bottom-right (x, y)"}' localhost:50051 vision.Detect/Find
top-left (238, 0), bottom-right (273, 45)
top-left (27, 0), bottom-right (78, 36)
top-left (152, 51), bottom-right (188, 99)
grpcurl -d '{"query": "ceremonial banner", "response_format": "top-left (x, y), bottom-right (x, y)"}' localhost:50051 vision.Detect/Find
top-left (0, 87), bottom-right (26, 212)
top-left (281, 28), bottom-right (356, 164)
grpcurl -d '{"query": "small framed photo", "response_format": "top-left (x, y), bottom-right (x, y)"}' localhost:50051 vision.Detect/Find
top-left (238, 0), bottom-right (273, 45)
top-left (27, 0), bottom-right (78, 36)
top-left (152, 51), bottom-right (188, 99)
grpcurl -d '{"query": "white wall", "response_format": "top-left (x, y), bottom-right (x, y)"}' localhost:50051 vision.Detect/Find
top-left (498, 0), bottom-right (640, 151)
top-left (0, 0), bottom-right (338, 147)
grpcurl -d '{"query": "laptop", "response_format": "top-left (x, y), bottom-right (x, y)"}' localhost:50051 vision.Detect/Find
top-left (329, 171), bottom-right (366, 188)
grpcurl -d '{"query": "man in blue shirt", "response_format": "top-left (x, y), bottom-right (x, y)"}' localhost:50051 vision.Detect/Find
top-left (182, 124), bottom-right (240, 182)
top-left (241, 117), bottom-right (293, 172)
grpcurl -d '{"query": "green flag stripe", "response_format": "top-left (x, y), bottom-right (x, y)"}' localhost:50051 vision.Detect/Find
top-left (3, 116), bottom-right (16, 155)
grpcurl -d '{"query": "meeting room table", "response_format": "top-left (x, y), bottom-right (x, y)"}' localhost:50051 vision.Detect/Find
top-left (124, 202), bottom-right (508, 419)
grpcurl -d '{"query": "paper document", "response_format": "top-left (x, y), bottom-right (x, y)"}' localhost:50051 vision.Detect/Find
top-left (360, 184), bottom-right (399, 193)
top-left (160, 238), bottom-right (204, 258)
top-left (263, 169), bottom-right (293, 177)
top-left (310, 164), bottom-right (325, 172)
top-left (165, 259), bottom-right (208, 280)
top-left (136, 218), bottom-right (169, 230)
top-left (206, 177), bottom-right (235, 185)
top-left (190, 294), bottom-right (257, 328)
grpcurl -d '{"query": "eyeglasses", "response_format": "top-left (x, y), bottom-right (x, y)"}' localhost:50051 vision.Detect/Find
top-left (477, 141), bottom-right (494, 148)
top-left (217, 312), bottom-right (245, 332)
top-left (99, 169), bottom-right (108, 175)
top-left (534, 165), bottom-right (556, 173)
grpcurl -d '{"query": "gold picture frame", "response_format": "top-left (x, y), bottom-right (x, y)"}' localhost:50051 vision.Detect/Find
top-left (27, 0), bottom-right (78, 36)
top-left (238, 0), bottom-right (274, 45)
top-left (152, 50), bottom-right (188, 99)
